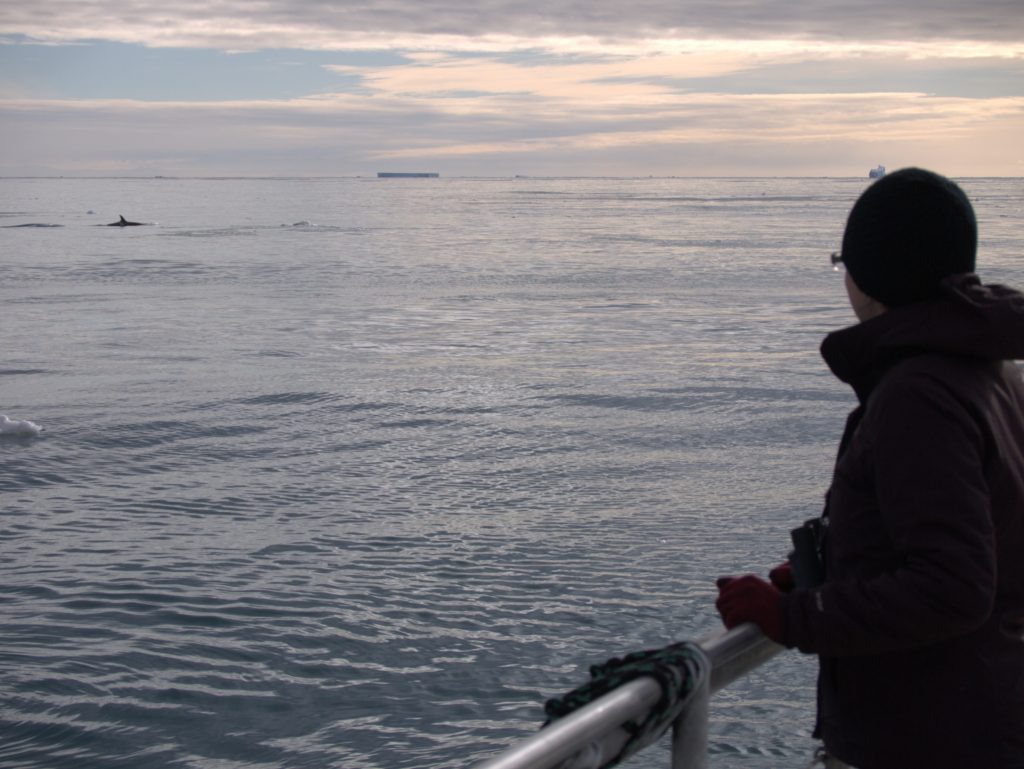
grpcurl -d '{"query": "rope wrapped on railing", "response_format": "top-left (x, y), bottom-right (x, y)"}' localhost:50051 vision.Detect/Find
top-left (470, 624), bottom-right (782, 769)
top-left (541, 641), bottom-right (710, 768)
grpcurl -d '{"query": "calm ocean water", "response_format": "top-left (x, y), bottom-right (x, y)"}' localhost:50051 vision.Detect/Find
top-left (2, 176), bottom-right (1022, 769)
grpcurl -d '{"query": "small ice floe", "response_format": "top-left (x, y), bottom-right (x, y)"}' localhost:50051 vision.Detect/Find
top-left (0, 415), bottom-right (42, 437)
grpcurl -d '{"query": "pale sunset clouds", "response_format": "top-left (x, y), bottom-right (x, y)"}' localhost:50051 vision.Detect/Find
top-left (1, 0), bottom-right (1021, 176)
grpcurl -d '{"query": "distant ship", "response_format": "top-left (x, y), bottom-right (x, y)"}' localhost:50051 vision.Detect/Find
top-left (377, 172), bottom-right (440, 178)
top-left (868, 165), bottom-right (886, 179)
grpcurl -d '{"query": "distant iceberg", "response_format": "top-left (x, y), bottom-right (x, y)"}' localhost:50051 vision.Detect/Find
top-left (0, 415), bottom-right (41, 437)
top-left (869, 165), bottom-right (886, 179)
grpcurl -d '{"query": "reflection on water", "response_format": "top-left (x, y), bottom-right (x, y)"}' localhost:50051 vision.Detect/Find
top-left (2, 176), bottom-right (1021, 768)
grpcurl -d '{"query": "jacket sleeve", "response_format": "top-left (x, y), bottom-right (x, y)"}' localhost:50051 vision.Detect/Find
top-left (782, 369), bottom-right (997, 656)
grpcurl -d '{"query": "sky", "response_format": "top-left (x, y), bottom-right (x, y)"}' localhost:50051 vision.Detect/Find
top-left (1, 0), bottom-right (1022, 177)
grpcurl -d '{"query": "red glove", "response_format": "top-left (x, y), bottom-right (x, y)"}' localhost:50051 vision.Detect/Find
top-left (715, 575), bottom-right (783, 642)
top-left (769, 561), bottom-right (795, 592)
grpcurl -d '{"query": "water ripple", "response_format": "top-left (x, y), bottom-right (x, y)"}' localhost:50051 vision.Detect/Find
top-left (8, 176), bottom-right (1017, 769)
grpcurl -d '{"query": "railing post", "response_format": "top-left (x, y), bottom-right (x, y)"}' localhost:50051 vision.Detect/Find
top-left (670, 645), bottom-right (710, 769)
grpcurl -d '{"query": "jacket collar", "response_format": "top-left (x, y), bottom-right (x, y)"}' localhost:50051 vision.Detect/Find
top-left (821, 274), bottom-right (1024, 403)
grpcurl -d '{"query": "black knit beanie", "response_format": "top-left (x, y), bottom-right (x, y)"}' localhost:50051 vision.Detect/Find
top-left (841, 168), bottom-right (977, 307)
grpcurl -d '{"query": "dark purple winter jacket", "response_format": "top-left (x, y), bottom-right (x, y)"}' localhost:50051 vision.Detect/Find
top-left (781, 274), bottom-right (1024, 769)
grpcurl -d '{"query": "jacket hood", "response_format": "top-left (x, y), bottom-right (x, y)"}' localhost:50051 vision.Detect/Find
top-left (822, 273), bottom-right (1024, 399)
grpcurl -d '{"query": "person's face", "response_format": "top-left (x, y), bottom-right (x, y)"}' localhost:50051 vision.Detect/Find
top-left (844, 271), bottom-right (887, 322)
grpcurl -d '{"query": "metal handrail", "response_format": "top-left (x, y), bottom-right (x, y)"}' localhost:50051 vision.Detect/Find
top-left (471, 623), bottom-right (782, 769)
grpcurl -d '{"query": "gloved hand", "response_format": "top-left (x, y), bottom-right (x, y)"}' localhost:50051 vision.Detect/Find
top-left (769, 561), bottom-right (795, 592)
top-left (715, 575), bottom-right (783, 642)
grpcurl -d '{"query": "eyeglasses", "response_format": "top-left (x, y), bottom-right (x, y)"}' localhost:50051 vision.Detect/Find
top-left (830, 251), bottom-right (843, 271)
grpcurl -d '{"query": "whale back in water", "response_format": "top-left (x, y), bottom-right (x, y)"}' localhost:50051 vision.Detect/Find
top-left (108, 215), bottom-right (144, 226)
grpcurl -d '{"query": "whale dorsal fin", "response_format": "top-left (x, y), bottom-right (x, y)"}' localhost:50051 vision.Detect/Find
top-left (119, 215), bottom-right (127, 224)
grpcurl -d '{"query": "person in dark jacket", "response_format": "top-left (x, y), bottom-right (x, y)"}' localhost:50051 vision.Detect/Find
top-left (715, 168), bottom-right (1024, 769)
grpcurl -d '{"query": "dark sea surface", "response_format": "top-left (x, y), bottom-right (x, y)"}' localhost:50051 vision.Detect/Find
top-left (2, 176), bottom-right (1022, 768)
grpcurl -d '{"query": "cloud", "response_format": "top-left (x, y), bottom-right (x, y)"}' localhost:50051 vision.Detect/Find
top-left (3, 83), bottom-right (1021, 176)
top-left (2, 1), bottom-right (1021, 176)
top-left (3, 0), bottom-right (1023, 52)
